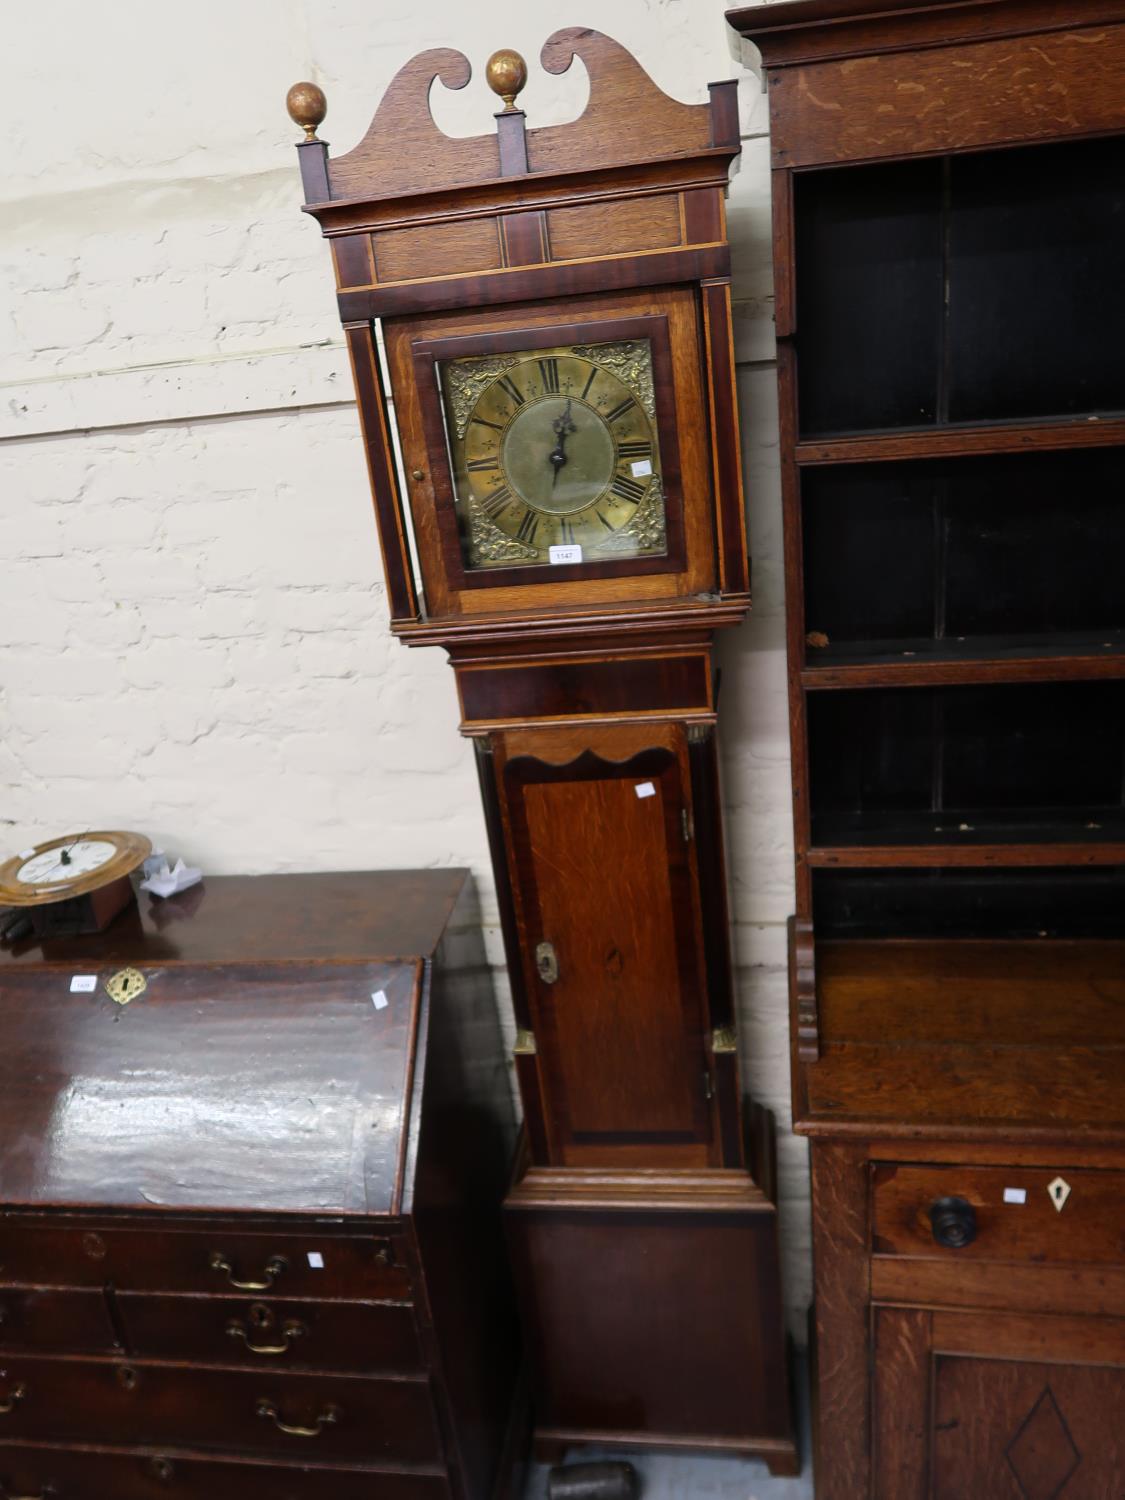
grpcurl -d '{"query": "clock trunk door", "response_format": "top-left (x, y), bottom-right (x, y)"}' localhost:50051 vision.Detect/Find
top-left (498, 731), bottom-right (714, 1167)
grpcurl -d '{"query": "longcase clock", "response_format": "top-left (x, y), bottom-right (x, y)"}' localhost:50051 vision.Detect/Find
top-left (286, 29), bottom-right (796, 1471)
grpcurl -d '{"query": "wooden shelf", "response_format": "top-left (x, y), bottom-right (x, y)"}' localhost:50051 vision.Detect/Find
top-left (795, 413), bottom-right (1125, 467)
top-left (802, 632), bottom-right (1125, 689)
top-left (800, 936), bottom-right (1125, 1139)
top-left (808, 807), bottom-right (1125, 868)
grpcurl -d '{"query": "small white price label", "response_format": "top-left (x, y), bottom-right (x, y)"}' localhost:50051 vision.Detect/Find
top-left (18, 848), bottom-right (35, 861)
top-left (635, 782), bottom-right (656, 800)
top-left (371, 990), bottom-right (389, 1011)
top-left (70, 975), bottom-right (98, 993)
top-left (630, 459), bottom-right (653, 478)
top-left (307, 1251), bottom-right (325, 1269)
top-left (548, 544), bottom-right (583, 566)
top-left (1003, 1187), bottom-right (1027, 1204)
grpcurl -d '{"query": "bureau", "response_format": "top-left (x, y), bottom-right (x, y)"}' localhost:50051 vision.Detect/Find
top-left (0, 870), bottom-right (521, 1499)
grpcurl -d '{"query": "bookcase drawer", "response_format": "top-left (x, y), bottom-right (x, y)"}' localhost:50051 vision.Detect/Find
top-left (872, 1163), bottom-right (1125, 1266)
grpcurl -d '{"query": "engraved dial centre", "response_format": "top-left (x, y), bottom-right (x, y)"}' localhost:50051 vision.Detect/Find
top-left (502, 396), bottom-right (615, 515)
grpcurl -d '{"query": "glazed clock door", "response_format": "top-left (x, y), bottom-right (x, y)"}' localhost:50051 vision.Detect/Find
top-left (497, 727), bottom-right (714, 1167)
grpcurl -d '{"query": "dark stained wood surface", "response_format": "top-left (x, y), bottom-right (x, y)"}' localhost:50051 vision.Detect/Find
top-left (114, 1291), bottom-right (422, 1374)
top-left (0, 871), bottom-right (469, 968)
top-left (0, 1353), bottom-right (442, 1465)
top-left (0, 1445), bottom-right (453, 1500)
top-left (0, 961), bottom-right (421, 1216)
top-left (0, 872), bottom-right (522, 1500)
top-left (506, 1145), bottom-right (796, 1473)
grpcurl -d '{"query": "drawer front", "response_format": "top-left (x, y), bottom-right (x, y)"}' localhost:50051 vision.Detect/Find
top-left (0, 1355), bottom-right (441, 1465)
top-left (0, 1443), bottom-right (451, 1500)
top-left (117, 1292), bottom-right (422, 1374)
top-left (0, 1287), bottom-right (118, 1355)
top-left (0, 1222), bottom-right (411, 1300)
top-left (873, 1163), bottom-right (1125, 1265)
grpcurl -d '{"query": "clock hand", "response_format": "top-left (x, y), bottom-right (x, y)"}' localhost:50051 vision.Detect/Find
top-left (548, 399), bottom-right (577, 487)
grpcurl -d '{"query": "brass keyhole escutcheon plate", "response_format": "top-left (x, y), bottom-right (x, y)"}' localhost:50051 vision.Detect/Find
top-left (105, 967), bottom-right (147, 1006)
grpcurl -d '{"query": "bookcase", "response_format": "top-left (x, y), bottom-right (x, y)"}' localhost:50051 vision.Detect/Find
top-left (727, 3), bottom-right (1125, 1496)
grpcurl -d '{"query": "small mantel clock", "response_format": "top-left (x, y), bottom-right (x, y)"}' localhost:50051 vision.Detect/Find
top-left (286, 30), bottom-right (796, 1471)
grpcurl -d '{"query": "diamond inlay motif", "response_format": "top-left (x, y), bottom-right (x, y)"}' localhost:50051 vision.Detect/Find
top-left (1005, 1387), bottom-right (1081, 1500)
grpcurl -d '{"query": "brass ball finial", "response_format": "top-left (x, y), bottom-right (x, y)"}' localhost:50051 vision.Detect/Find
top-left (286, 81), bottom-right (328, 142)
top-left (485, 49), bottom-right (528, 113)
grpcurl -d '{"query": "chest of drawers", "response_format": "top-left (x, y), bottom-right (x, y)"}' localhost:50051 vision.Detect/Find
top-left (0, 871), bottom-right (521, 1500)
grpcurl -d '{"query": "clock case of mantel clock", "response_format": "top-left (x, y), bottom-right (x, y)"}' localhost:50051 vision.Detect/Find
top-left (289, 28), bottom-right (795, 1472)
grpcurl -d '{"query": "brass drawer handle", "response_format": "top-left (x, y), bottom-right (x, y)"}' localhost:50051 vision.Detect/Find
top-left (210, 1251), bottom-right (287, 1290)
top-left (227, 1317), bottom-right (306, 1355)
top-left (0, 1382), bottom-right (26, 1414)
top-left (256, 1398), bottom-right (339, 1437)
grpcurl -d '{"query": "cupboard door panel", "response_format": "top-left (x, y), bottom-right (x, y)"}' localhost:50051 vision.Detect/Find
top-left (873, 1306), bottom-right (1125, 1500)
top-left (499, 734), bottom-right (712, 1164)
top-left (933, 1355), bottom-right (1125, 1500)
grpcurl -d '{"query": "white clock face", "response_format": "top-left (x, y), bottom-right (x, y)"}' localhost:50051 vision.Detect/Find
top-left (17, 840), bottom-right (119, 886)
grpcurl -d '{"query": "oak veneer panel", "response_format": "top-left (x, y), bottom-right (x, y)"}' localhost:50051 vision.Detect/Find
top-left (872, 1259), bottom-right (1125, 1318)
top-left (872, 1164), bottom-right (1125, 1265)
top-left (808, 1142), bottom-right (870, 1500)
top-left (932, 1350), bottom-right (1125, 1500)
top-left (872, 1307), bottom-right (930, 1498)
top-left (372, 218), bottom-right (501, 283)
top-left (545, 196), bottom-right (682, 262)
top-left (817, 939), bottom-right (1125, 1047)
top-left (767, 24), bottom-right (1125, 167)
top-left (504, 750), bottom-right (711, 1163)
top-left (804, 1044), bottom-right (1125, 1136)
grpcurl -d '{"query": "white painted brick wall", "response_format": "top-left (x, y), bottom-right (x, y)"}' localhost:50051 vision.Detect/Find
top-left (1, 0), bottom-right (807, 1331)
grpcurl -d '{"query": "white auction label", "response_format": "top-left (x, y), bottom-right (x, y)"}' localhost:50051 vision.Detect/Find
top-left (548, 544), bottom-right (583, 566)
top-left (1003, 1187), bottom-right (1027, 1204)
top-left (70, 975), bottom-right (98, 993)
top-left (630, 459), bottom-right (653, 478)
top-left (371, 990), bottom-right (389, 1010)
top-left (635, 782), bottom-right (657, 800)
top-left (307, 1251), bottom-right (325, 1269)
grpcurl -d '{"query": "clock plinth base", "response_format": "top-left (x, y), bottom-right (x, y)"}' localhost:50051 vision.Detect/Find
top-left (504, 1106), bottom-right (797, 1474)
top-left (27, 874), bottom-right (137, 938)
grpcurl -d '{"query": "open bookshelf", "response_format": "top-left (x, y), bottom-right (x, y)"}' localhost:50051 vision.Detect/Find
top-left (780, 125), bottom-right (1125, 1092)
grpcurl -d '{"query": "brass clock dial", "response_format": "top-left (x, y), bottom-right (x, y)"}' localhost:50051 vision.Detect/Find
top-left (439, 338), bottom-right (667, 570)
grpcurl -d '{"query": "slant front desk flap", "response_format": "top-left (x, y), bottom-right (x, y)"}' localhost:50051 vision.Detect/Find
top-left (0, 869), bottom-right (473, 1218)
top-left (0, 958), bottom-right (420, 1216)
